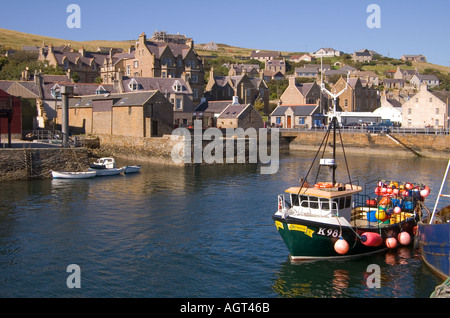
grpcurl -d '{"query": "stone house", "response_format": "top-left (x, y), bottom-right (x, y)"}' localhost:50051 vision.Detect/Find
top-left (228, 64), bottom-right (260, 77)
top-left (352, 49), bottom-right (373, 63)
top-left (100, 32), bottom-right (205, 104)
top-left (410, 74), bottom-right (440, 88)
top-left (394, 66), bottom-right (419, 81)
top-left (205, 71), bottom-right (269, 113)
top-left (373, 93), bottom-right (403, 125)
top-left (313, 48), bottom-right (342, 58)
top-left (193, 100), bottom-right (233, 128)
top-left (216, 97), bottom-right (264, 129)
top-left (265, 59), bottom-right (286, 75)
top-left (279, 76), bottom-right (322, 105)
top-left (250, 51), bottom-right (282, 62)
top-left (62, 91), bottom-right (173, 137)
top-left (38, 44), bottom-right (107, 83)
top-left (290, 54), bottom-right (315, 63)
top-left (270, 104), bottom-right (322, 128)
top-left (382, 78), bottom-right (408, 90)
top-left (353, 71), bottom-right (379, 86)
top-left (401, 55), bottom-right (427, 63)
top-left (118, 77), bottom-right (193, 127)
top-left (402, 85), bottom-right (450, 129)
top-left (332, 77), bottom-right (379, 112)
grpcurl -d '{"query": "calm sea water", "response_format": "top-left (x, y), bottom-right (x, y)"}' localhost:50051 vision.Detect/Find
top-left (0, 151), bottom-right (448, 298)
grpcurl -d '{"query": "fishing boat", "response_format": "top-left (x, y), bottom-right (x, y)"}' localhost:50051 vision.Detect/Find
top-left (51, 170), bottom-right (97, 179)
top-left (272, 69), bottom-right (426, 261)
top-left (124, 165), bottom-right (141, 174)
top-left (417, 159), bottom-right (450, 280)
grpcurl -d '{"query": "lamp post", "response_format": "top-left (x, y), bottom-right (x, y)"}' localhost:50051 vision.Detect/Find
top-left (60, 86), bottom-right (74, 148)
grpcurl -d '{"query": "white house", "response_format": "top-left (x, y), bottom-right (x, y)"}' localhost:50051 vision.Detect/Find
top-left (373, 94), bottom-right (403, 125)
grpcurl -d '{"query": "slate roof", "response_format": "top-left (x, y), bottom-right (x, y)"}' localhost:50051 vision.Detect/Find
top-left (218, 104), bottom-right (250, 119)
top-left (121, 77), bottom-right (192, 94)
top-left (194, 100), bottom-right (232, 114)
top-left (271, 105), bottom-right (319, 117)
top-left (69, 91), bottom-right (159, 108)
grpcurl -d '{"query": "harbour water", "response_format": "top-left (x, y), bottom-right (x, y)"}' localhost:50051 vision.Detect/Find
top-left (0, 151), bottom-right (448, 298)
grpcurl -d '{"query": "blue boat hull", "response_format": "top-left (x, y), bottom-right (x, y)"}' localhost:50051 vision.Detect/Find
top-left (418, 222), bottom-right (450, 279)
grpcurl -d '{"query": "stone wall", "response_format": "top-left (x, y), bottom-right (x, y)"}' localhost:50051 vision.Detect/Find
top-left (0, 148), bottom-right (89, 181)
top-left (286, 131), bottom-right (450, 158)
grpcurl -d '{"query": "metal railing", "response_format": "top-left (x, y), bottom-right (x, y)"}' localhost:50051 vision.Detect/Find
top-left (278, 126), bottom-right (450, 135)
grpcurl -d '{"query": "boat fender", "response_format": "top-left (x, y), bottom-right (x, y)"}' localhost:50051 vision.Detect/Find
top-left (360, 232), bottom-right (383, 247)
top-left (386, 237), bottom-right (397, 249)
top-left (334, 237), bottom-right (349, 255)
top-left (398, 231), bottom-right (411, 245)
top-left (394, 206), bottom-right (402, 214)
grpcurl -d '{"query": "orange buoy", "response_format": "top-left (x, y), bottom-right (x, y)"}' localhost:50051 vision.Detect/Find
top-left (398, 231), bottom-right (411, 245)
top-left (334, 237), bottom-right (349, 255)
top-left (360, 232), bottom-right (383, 247)
top-left (420, 188), bottom-right (430, 198)
top-left (386, 237), bottom-right (398, 249)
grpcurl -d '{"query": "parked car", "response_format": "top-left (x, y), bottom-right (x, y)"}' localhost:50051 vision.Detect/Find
top-left (366, 124), bottom-right (391, 133)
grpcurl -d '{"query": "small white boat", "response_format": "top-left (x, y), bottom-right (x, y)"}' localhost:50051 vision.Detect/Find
top-left (51, 170), bottom-right (97, 179)
top-left (89, 167), bottom-right (124, 177)
top-left (90, 157), bottom-right (117, 170)
top-left (124, 165), bottom-right (141, 174)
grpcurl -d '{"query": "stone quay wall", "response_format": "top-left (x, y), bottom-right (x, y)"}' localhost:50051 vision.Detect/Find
top-left (0, 148), bottom-right (90, 181)
top-left (286, 131), bottom-right (450, 158)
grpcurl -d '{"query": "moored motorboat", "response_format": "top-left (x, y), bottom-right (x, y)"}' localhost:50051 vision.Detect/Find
top-left (89, 157), bottom-right (124, 176)
top-left (51, 170), bottom-right (97, 179)
top-left (417, 159), bottom-right (450, 280)
top-left (124, 165), bottom-right (141, 174)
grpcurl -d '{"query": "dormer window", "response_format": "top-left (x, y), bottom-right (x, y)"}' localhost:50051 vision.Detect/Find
top-left (173, 80), bottom-right (182, 92)
top-left (50, 84), bottom-right (61, 99)
top-left (96, 85), bottom-right (109, 95)
top-left (128, 78), bottom-right (140, 91)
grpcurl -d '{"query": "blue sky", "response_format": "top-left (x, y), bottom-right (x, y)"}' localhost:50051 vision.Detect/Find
top-left (1, 0), bottom-right (449, 66)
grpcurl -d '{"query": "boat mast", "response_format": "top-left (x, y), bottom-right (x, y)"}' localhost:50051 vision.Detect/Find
top-left (320, 57), bottom-right (350, 185)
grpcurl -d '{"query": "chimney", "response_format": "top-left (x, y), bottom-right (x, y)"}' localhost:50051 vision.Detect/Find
top-left (232, 96), bottom-right (239, 105)
top-left (79, 47), bottom-right (85, 57)
top-left (289, 75), bottom-right (296, 87)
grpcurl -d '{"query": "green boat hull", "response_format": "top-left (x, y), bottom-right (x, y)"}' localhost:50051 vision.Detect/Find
top-left (273, 215), bottom-right (417, 260)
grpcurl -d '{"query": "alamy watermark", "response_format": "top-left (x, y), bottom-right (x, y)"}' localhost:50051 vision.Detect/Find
top-left (171, 120), bottom-right (280, 175)
top-left (66, 264), bottom-right (81, 288)
top-left (366, 264), bottom-right (381, 288)
top-left (66, 4), bottom-right (81, 29)
top-left (366, 4), bottom-right (381, 29)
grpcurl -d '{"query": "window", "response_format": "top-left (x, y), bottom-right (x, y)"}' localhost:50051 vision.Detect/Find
top-left (134, 61), bottom-right (139, 68)
top-left (291, 194), bottom-right (299, 206)
top-left (162, 71), bottom-right (167, 78)
top-left (193, 89), bottom-right (198, 100)
top-left (276, 117), bottom-right (281, 124)
top-left (429, 98), bottom-right (433, 102)
top-left (191, 73), bottom-right (198, 83)
top-left (173, 81), bottom-right (182, 92)
top-left (128, 107), bottom-right (132, 115)
top-left (435, 119), bottom-right (439, 126)
top-left (299, 117), bottom-right (305, 125)
top-left (176, 99), bottom-right (182, 110)
top-left (408, 108), bottom-right (412, 115)
top-left (126, 65), bottom-right (131, 76)
top-left (436, 108), bottom-right (439, 115)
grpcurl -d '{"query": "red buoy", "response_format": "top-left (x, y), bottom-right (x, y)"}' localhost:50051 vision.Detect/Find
top-left (386, 237), bottom-right (397, 248)
top-left (394, 206), bottom-right (402, 214)
top-left (360, 232), bottom-right (383, 247)
top-left (334, 238), bottom-right (349, 255)
top-left (398, 231), bottom-right (411, 245)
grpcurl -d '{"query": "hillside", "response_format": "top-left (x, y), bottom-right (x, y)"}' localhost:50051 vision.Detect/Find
top-left (1, 28), bottom-right (449, 75)
top-left (0, 28), bottom-right (135, 51)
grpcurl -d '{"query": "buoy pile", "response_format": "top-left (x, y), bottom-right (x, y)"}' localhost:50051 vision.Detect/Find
top-left (372, 181), bottom-right (430, 224)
